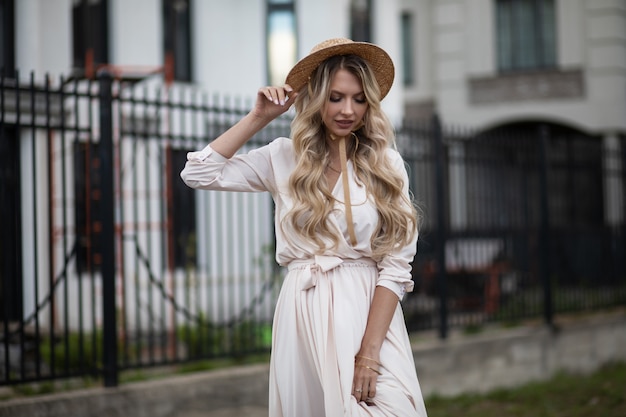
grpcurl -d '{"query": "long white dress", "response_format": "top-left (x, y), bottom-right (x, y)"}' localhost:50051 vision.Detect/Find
top-left (181, 137), bottom-right (428, 417)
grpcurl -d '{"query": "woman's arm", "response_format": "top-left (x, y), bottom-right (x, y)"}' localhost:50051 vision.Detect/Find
top-left (210, 85), bottom-right (295, 159)
top-left (352, 286), bottom-right (398, 403)
top-left (180, 85), bottom-right (295, 193)
top-left (352, 151), bottom-right (418, 403)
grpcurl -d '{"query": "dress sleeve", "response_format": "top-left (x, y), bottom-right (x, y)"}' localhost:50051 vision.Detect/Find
top-left (180, 138), bottom-right (288, 194)
top-left (376, 150), bottom-right (418, 300)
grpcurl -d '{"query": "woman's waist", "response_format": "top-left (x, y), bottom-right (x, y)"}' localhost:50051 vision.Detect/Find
top-left (287, 255), bottom-right (376, 271)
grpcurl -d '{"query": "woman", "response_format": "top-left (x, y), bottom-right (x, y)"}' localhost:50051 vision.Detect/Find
top-left (181, 38), bottom-right (428, 417)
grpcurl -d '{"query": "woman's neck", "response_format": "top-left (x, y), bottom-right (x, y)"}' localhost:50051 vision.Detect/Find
top-left (326, 133), bottom-right (344, 160)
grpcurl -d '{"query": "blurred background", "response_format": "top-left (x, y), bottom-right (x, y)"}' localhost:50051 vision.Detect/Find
top-left (1, 0), bottom-right (624, 404)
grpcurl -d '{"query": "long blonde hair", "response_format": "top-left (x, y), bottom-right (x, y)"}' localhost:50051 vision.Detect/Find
top-left (283, 54), bottom-right (419, 259)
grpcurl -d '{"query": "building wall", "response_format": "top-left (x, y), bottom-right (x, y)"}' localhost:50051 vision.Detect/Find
top-left (193, 0), bottom-right (267, 98)
top-left (404, 0), bottom-right (626, 134)
top-left (11, 0), bottom-right (626, 132)
top-left (110, 0), bottom-right (161, 69)
top-left (12, 0), bottom-right (409, 121)
top-left (4, 0), bottom-right (624, 338)
top-left (15, 0), bottom-right (72, 76)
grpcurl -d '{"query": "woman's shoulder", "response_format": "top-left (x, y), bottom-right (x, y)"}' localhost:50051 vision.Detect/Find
top-left (249, 136), bottom-right (292, 155)
top-left (255, 137), bottom-right (296, 169)
top-left (266, 137), bottom-right (295, 158)
top-left (268, 136), bottom-right (293, 150)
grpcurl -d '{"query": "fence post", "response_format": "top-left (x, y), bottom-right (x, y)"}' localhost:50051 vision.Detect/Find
top-left (98, 71), bottom-right (118, 387)
top-left (538, 125), bottom-right (554, 329)
top-left (622, 138), bottom-right (626, 275)
top-left (432, 114), bottom-right (448, 339)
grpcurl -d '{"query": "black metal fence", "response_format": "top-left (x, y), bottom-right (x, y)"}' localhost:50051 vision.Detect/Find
top-left (401, 118), bottom-right (626, 337)
top-left (1, 71), bottom-right (625, 388)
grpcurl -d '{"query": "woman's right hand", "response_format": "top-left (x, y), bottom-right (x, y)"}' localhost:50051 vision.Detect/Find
top-left (252, 85), bottom-right (297, 121)
top-left (201, 85), bottom-right (297, 159)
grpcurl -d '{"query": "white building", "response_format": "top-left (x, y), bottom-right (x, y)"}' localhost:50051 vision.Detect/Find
top-left (1, 0), bottom-right (624, 331)
top-left (7, 0), bottom-right (625, 131)
top-left (404, 0), bottom-right (625, 135)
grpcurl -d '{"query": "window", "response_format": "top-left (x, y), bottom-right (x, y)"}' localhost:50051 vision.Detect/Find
top-left (267, 0), bottom-right (297, 86)
top-left (350, 0), bottom-right (372, 42)
top-left (72, 0), bottom-right (109, 74)
top-left (401, 12), bottom-right (415, 86)
top-left (0, 0), bottom-right (15, 76)
top-left (496, 0), bottom-right (556, 72)
top-left (163, 0), bottom-right (192, 82)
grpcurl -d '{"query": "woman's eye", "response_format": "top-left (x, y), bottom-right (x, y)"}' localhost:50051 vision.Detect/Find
top-left (329, 95), bottom-right (366, 104)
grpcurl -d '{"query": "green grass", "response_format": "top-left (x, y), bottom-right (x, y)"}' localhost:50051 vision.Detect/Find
top-left (425, 362), bottom-right (626, 417)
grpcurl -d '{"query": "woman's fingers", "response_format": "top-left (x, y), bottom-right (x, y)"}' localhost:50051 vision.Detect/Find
top-left (252, 85), bottom-right (296, 120)
top-left (352, 362), bottom-right (380, 402)
top-left (259, 85), bottom-right (293, 106)
top-left (254, 85), bottom-right (296, 119)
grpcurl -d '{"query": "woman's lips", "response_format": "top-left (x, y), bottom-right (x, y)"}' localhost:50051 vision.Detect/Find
top-left (336, 120), bottom-right (353, 129)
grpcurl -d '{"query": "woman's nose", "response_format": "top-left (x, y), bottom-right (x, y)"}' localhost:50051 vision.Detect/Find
top-left (341, 101), bottom-right (354, 115)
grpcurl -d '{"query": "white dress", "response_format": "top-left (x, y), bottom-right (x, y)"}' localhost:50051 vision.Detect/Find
top-left (181, 137), bottom-right (428, 417)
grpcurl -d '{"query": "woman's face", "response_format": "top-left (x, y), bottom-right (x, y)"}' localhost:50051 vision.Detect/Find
top-left (322, 69), bottom-right (368, 138)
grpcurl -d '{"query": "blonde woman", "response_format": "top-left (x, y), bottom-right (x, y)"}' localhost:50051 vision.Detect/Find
top-left (181, 38), bottom-right (427, 417)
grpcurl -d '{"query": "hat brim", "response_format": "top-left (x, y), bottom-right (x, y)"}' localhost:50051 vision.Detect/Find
top-left (285, 41), bottom-right (394, 100)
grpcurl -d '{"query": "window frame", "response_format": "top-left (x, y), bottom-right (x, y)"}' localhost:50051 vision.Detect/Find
top-left (350, 0), bottom-right (372, 42)
top-left (266, 0), bottom-right (297, 86)
top-left (163, 0), bottom-right (193, 83)
top-left (401, 11), bottom-right (415, 87)
top-left (495, 0), bottom-right (557, 72)
top-left (72, 0), bottom-right (109, 74)
top-left (0, 0), bottom-right (15, 76)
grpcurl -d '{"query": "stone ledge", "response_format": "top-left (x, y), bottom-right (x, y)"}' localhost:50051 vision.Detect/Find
top-left (1, 311), bottom-right (624, 417)
top-left (468, 69), bottom-right (585, 104)
top-left (413, 311), bottom-right (626, 396)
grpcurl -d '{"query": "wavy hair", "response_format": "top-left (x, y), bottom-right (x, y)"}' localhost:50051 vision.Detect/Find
top-left (282, 54), bottom-right (419, 259)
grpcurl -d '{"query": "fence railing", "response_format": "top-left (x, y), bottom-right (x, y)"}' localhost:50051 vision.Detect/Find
top-left (400, 117), bottom-right (626, 337)
top-left (1, 71), bottom-right (625, 387)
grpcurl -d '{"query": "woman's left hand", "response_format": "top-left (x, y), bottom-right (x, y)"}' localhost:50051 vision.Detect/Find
top-left (352, 287), bottom-right (397, 403)
top-left (352, 352), bottom-right (382, 403)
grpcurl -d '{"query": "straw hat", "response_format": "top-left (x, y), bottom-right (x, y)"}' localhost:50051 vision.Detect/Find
top-left (285, 38), bottom-right (395, 100)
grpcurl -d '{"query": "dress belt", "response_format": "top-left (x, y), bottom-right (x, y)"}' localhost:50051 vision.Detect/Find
top-left (288, 255), bottom-right (376, 290)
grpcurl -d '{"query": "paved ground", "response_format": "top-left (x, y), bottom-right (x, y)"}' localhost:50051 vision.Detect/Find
top-left (2, 311), bottom-right (624, 417)
top-left (200, 406), bottom-right (267, 417)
